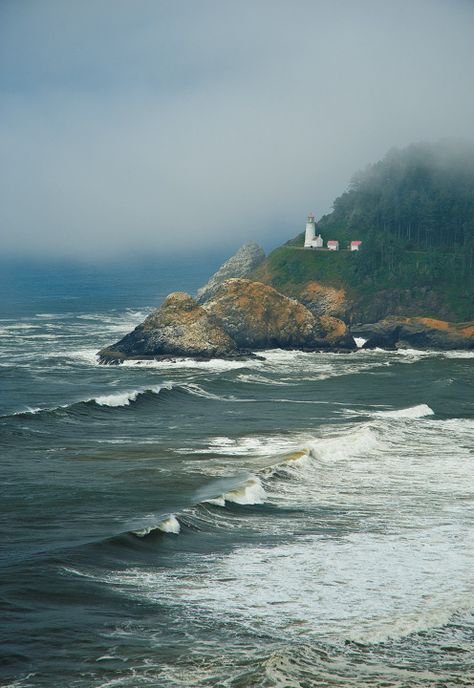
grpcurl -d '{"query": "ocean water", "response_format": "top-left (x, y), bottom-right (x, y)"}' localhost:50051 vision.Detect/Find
top-left (1, 260), bottom-right (474, 688)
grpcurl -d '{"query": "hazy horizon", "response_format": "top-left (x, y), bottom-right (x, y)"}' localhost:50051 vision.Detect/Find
top-left (1, 0), bottom-right (474, 261)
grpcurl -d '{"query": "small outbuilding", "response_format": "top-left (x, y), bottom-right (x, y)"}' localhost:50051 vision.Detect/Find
top-left (327, 240), bottom-right (339, 251)
top-left (350, 241), bottom-right (362, 251)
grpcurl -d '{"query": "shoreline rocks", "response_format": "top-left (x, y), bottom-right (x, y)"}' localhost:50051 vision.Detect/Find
top-left (98, 279), bottom-right (356, 363)
top-left (98, 292), bottom-right (240, 363)
top-left (353, 317), bottom-right (474, 350)
top-left (203, 279), bottom-right (355, 351)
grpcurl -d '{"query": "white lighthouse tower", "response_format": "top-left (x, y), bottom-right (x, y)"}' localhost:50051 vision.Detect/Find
top-left (304, 213), bottom-right (323, 248)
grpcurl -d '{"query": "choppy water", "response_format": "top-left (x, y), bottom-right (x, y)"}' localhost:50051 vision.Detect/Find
top-left (1, 261), bottom-right (474, 687)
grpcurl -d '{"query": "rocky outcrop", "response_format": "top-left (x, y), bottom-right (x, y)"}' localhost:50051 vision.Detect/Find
top-left (98, 292), bottom-right (238, 362)
top-left (98, 280), bottom-right (356, 362)
top-left (353, 317), bottom-right (474, 350)
top-left (196, 242), bottom-right (265, 303)
top-left (203, 279), bottom-right (355, 350)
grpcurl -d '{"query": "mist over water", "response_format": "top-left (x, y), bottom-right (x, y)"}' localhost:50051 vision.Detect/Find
top-left (1, 263), bottom-right (474, 687)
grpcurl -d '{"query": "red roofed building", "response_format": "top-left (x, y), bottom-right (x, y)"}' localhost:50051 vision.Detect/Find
top-left (350, 241), bottom-right (362, 251)
top-left (327, 240), bottom-right (339, 251)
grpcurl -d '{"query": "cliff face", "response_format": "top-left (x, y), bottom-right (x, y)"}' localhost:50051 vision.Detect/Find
top-left (196, 242), bottom-right (265, 303)
top-left (98, 280), bottom-right (355, 362)
top-left (98, 292), bottom-right (237, 362)
top-left (203, 279), bottom-right (355, 350)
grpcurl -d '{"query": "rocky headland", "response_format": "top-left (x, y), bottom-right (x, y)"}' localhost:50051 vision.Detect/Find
top-left (98, 278), bottom-right (355, 363)
top-left (98, 292), bottom-right (241, 362)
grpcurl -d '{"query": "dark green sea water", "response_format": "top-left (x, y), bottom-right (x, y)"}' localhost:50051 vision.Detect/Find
top-left (1, 260), bottom-right (474, 687)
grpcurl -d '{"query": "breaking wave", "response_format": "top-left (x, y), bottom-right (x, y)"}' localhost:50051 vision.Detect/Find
top-left (3, 385), bottom-right (172, 418)
top-left (372, 403), bottom-right (434, 419)
top-left (2, 381), bottom-right (253, 420)
top-left (93, 386), bottom-right (165, 407)
top-left (133, 515), bottom-right (181, 537)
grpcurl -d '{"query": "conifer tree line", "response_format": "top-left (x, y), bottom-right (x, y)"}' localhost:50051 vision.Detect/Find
top-left (320, 141), bottom-right (474, 281)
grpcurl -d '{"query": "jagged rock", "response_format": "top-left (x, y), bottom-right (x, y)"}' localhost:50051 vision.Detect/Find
top-left (353, 317), bottom-right (474, 350)
top-left (203, 279), bottom-right (356, 350)
top-left (196, 242), bottom-right (265, 303)
top-left (98, 292), bottom-right (238, 362)
top-left (98, 280), bottom-right (356, 363)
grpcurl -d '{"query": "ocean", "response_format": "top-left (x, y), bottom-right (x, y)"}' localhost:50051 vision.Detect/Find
top-left (1, 258), bottom-right (474, 688)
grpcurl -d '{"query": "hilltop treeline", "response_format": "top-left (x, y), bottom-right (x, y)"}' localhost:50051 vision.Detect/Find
top-left (261, 141), bottom-right (474, 320)
top-left (317, 140), bottom-right (474, 277)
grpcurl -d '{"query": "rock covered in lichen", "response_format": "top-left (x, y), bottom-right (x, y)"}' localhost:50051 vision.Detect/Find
top-left (98, 278), bottom-right (356, 363)
top-left (203, 279), bottom-right (355, 350)
top-left (98, 292), bottom-right (237, 362)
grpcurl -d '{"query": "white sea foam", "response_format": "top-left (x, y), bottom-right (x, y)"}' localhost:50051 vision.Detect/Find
top-left (78, 410), bottom-right (474, 653)
top-left (204, 435), bottom-right (301, 458)
top-left (308, 424), bottom-right (379, 463)
top-left (121, 357), bottom-right (258, 371)
top-left (372, 403), bottom-right (434, 419)
top-left (444, 350), bottom-right (474, 358)
top-left (66, 348), bottom-right (100, 365)
top-left (354, 337), bottom-right (367, 348)
top-left (116, 519), bottom-right (474, 644)
top-left (394, 347), bottom-right (474, 360)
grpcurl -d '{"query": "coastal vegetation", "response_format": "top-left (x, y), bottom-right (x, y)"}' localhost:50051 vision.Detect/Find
top-left (257, 141), bottom-right (474, 322)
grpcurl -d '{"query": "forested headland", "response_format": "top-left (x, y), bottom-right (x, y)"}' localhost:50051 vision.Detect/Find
top-left (256, 141), bottom-right (474, 322)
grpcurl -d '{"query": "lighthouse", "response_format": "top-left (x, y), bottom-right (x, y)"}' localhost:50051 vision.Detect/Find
top-left (304, 213), bottom-right (323, 248)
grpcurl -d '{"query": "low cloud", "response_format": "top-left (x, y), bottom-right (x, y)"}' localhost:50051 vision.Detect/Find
top-left (1, 0), bottom-right (474, 259)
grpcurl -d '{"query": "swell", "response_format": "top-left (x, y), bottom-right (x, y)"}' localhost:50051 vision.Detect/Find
top-left (44, 404), bottom-right (443, 561)
top-left (0, 382), bottom-right (233, 421)
top-left (63, 449), bottom-right (313, 560)
top-left (112, 403), bottom-right (441, 547)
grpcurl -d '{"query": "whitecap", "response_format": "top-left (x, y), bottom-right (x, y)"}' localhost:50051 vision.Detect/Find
top-left (133, 515), bottom-right (180, 537)
top-left (372, 403), bottom-right (434, 419)
top-left (94, 385), bottom-right (165, 407)
top-left (223, 477), bottom-right (266, 505)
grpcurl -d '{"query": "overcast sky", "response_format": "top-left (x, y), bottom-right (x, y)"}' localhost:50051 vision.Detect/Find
top-left (1, 0), bottom-right (474, 260)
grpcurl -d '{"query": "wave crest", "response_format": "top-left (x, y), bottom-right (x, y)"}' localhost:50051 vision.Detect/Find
top-left (133, 515), bottom-right (181, 537)
top-left (373, 403), bottom-right (434, 419)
